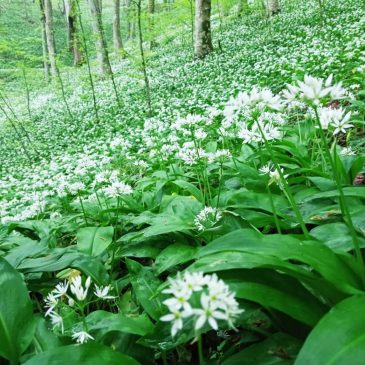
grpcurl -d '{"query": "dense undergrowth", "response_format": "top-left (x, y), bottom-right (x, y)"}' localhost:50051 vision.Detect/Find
top-left (1, 0), bottom-right (365, 364)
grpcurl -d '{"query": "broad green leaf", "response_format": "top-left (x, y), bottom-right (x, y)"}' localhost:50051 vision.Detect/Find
top-left (5, 240), bottom-right (47, 268)
top-left (31, 316), bottom-right (62, 354)
top-left (0, 258), bottom-right (36, 364)
top-left (310, 223), bottom-right (365, 252)
top-left (197, 229), bottom-right (362, 295)
top-left (190, 250), bottom-right (345, 304)
top-left (303, 187), bottom-right (365, 201)
top-left (154, 243), bottom-right (197, 274)
top-left (295, 295), bottom-right (365, 365)
top-left (233, 282), bottom-right (322, 326)
top-left (118, 241), bottom-right (165, 259)
top-left (225, 269), bottom-right (327, 326)
top-left (142, 219), bottom-right (192, 237)
top-left (85, 311), bottom-right (154, 338)
top-left (126, 260), bottom-right (164, 320)
top-left (307, 177), bottom-right (336, 191)
top-left (23, 343), bottom-right (140, 365)
top-left (172, 180), bottom-right (204, 202)
top-left (222, 332), bottom-right (301, 365)
top-left (17, 249), bottom-right (109, 284)
top-left (77, 226), bottom-right (114, 256)
top-left (225, 189), bottom-right (290, 214)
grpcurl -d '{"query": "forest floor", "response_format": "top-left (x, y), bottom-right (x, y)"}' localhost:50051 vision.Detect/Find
top-left (1, 1), bottom-right (365, 364)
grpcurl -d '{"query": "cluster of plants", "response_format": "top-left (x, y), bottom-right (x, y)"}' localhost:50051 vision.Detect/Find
top-left (1, 0), bottom-right (365, 364)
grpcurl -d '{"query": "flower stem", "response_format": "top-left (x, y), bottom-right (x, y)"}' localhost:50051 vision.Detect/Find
top-left (314, 108), bottom-right (365, 287)
top-left (162, 351), bottom-right (168, 365)
top-left (255, 120), bottom-right (310, 238)
top-left (198, 335), bottom-right (205, 365)
top-left (268, 184), bottom-right (282, 234)
top-left (78, 195), bottom-right (88, 225)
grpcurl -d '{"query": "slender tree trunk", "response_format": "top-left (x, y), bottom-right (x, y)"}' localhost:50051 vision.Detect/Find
top-left (265, 0), bottom-right (280, 17)
top-left (65, 0), bottom-right (83, 66)
top-left (88, 0), bottom-right (111, 76)
top-left (137, 0), bottom-right (152, 115)
top-left (113, 0), bottom-right (123, 51)
top-left (44, 0), bottom-right (58, 77)
top-left (194, 0), bottom-right (213, 59)
top-left (148, 0), bottom-right (156, 49)
top-left (126, 0), bottom-right (136, 40)
top-left (189, 0), bottom-right (194, 55)
top-left (39, 0), bottom-right (51, 82)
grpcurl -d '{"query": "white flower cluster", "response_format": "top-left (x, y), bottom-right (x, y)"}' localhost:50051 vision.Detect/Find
top-left (318, 107), bottom-right (353, 135)
top-left (285, 75), bottom-right (348, 106)
top-left (194, 207), bottom-right (222, 231)
top-left (220, 88), bottom-right (287, 144)
top-left (44, 274), bottom-right (115, 343)
top-left (259, 163), bottom-right (289, 188)
top-left (161, 272), bottom-right (243, 337)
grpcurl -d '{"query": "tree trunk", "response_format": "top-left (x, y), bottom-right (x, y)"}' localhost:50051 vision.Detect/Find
top-left (44, 0), bottom-right (58, 77)
top-left (39, 0), bottom-right (51, 81)
top-left (194, 0), bottom-right (213, 59)
top-left (113, 0), bottom-right (123, 50)
top-left (265, 0), bottom-right (280, 17)
top-left (65, 0), bottom-right (83, 66)
top-left (88, 0), bottom-right (111, 76)
top-left (148, 0), bottom-right (155, 48)
top-left (126, 0), bottom-right (136, 40)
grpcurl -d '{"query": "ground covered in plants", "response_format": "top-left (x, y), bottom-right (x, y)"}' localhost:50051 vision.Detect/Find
top-left (1, 0), bottom-right (365, 364)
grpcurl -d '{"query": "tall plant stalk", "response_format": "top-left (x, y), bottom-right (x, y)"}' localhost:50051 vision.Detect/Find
top-left (313, 108), bottom-right (365, 286)
top-left (256, 120), bottom-right (310, 239)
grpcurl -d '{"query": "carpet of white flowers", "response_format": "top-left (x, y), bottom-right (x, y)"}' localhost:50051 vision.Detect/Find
top-left (1, 0), bottom-right (365, 364)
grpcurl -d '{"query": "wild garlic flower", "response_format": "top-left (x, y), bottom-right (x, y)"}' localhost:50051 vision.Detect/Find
top-left (53, 281), bottom-right (69, 298)
top-left (102, 180), bottom-right (133, 198)
top-left (94, 285), bottom-right (115, 300)
top-left (318, 107), bottom-right (353, 134)
top-left (70, 275), bottom-right (91, 301)
top-left (44, 293), bottom-right (59, 316)
top-left (72, 330), bottom-right (94, 344)
top-left (331, 112), bottom-right (353, 135)
top-left (238, 121), bottom-right (282, 144)
top-left (285, 74), bottom-right (347, 106)
top-left (259, 163), bottom-right (288, 188)
top-left (48, 311), bottom-right (64, 334)
top-left (66, 182), bottom-right (85, 195)
top-left (161, 272), bottom-right (242, 337)
top-left (194, 207), bottom-right (222, 231)
top-left (208, 149), bottom-right (232, 163)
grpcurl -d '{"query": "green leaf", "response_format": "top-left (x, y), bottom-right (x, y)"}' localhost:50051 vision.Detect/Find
top-left (22, 343), bottom-right (140, 365)
top-left (222, 332), bottom-right (301, 365)
top-left (0, 257), bottom-right (36, 364)
top-left (154, 243), bottom-right (197, 274)
top-left (18, 249), bottom-right (109, 284)
top-left (172, 180), bottom-right (203, 202)
top-left (85, 311), bottom-right (154, 338)
top-left (31, 316), bottom-right (62, 354)
top-left (197, 229), bottom-right (362, 295)
top-left (310, 223), bottom-right (365, 252)
top-left (225, 269), bottom-right (327, 326)
top-left (126, 260), bottom-right (164, 320)
top-left (77, 226), bottom-right (114, 256)
top-left (303, 187), bottom-right (365, 201)
top-left (225, 189), bottom-right (290, 214)
top-left (295, 295), bottom-right (365, 365)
